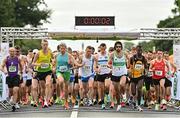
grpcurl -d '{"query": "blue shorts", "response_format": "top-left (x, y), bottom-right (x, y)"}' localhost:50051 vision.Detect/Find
top-left (81, 75), bottom-right (94, 83)
top-left (70, 75), bottom-right (75, 83)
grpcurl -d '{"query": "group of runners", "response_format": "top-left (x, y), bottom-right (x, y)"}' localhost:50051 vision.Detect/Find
top-left (0, 39), bottom-right (177, 112)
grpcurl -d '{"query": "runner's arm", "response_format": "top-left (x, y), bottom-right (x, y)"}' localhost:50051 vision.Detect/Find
top-left (129, 56), bottom-right (134, 71)
top-left (125, 52), bottom-right (130, 69)
top-left (53, 54), bottom-right (57, 72)
top-left (69, 54), bottom-right (83, 67)
top-left (149, 60), bottom-right (155, 71)
top-left (0, 58), bottom-right (7, 72)
top-left (144, 57), bottom-right (148, 70)
top-left (108, 52), bottom-right (113, 69)
top-left (171, 62), bottom-right (177, 74)
top-left (165, 60), bottom-right (171, 74)
top-left (32, 52), bottom-right (41, 67)
top-left (18, 58), bottom-right (23, 74)
top-left (93, 54), bottom-right (99, 73)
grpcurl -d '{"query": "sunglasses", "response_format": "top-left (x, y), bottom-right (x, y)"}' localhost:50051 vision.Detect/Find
top-left (116, 46), bottom-right (121, 48)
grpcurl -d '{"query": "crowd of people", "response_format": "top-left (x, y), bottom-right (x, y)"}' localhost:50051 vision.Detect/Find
top-left (0, 39), bottom-right (178, 112)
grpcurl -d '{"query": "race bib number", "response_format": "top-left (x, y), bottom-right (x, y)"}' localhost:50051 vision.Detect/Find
top-left (59, 66), bottom-right (68, 72)
top-left (148, 71), bottom-right (153, 77)
top-left (135, 64), bottom-right (143, 70)
top-left (85, 66), bottom-right (91, 71)
top-left (70, 69), bottom-right (73, 74)
top-left (84, 65), bottom-right (91, 75)
top-left (113, 66), bottom-right (121, 73)
top-left (41, 63), bottom-right (49, 69)
top-left (155, 70), bottom-right (163, 76)
top-left (9, 66), bottom-right (17, 72)
top-left (100, 64), bottom-right (107, 69)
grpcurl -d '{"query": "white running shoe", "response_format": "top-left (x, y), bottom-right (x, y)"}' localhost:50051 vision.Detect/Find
top-left (31, 100), bottom-right (34, 106)
top-left (161, 99), bottom-right (167, 105)
top-left (88, 99), bottom-right (93, 106)
top-left (43, 101), bottom-right (48, 108)
top-left (15, 103), bottom-right (20, 109)
top-left (116, 105), bottom-right (122, 111)
top-left (137, 105), bottom-right (143, 112)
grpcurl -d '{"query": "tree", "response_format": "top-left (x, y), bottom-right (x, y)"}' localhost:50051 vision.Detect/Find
top-left (15, 39), bottom-right (41, 54)
top-left (0, 0), bottom-right (51, 53)
top-left (143, 0), bottom-right (180, 54)
top-left (138, 41), bottom-right (155, 52)
top-left (124, 42), bottom-right (135, 51)
top-left (0, 0), bottom-right (51, 27)
top-left (0, 0), bottom-right (16, 26)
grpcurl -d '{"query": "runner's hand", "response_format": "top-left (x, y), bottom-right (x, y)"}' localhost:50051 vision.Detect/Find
top-left (95, 68), bottom-right (100, 73)
top-left (19, 72), bottom-right (23, 80)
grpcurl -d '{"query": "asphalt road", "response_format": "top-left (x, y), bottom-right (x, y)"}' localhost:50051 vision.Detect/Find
top-left (0, 104), bottom-right (180, 118)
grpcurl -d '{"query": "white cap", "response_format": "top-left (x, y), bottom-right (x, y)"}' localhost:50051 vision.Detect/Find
top-left (33, 49), bottom-right (39, 54)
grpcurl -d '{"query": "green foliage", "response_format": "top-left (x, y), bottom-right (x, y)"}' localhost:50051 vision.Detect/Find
top-left (152, 40), bottom-right (173, 53)
top-left (14, 39), bottom-right (41, 54)
top-left (158, 0), bottom-right (180, 28)
top-left (158, 16), bottom-right (180, 28)
top-left (0, 0), bottom-right (51, 53)
top-left (138, 41), bottom-right (155, 52)
top-left (139, 0), bottom-right (178, 55)
top-left (0, 0), bottom-right (51, 27)
top-left (0, 0), bottom-right (16, 26)
top-left (124, 42), bottom-right (135, 51)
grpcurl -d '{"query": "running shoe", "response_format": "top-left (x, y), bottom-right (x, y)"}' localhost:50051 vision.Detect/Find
top-left (15, 103), bottom-right (20, 109)
top-left (12, 105), bottom-right (16, 112)
top-left (55, 97), bottom-right (60, 104)
top-left (64, 101), bottom-right (70, 110)
top-left (162, 104), bottom-right (167, 110)
top-left (88, 99), bottom-right (93, 106)
top-left (121, 101), bottom-right (126, 107)
top-left (43, 101), bottom-right (48, 108)
top-left (33, 101), bottom-right (38, 107)
top-left (110, 102), bottom-right (115, 109)
top-left (137, 105), bottom-right (143, 112)
top-left (116, 104), bottom-right (122, 111)
top-left (101, 104), bottom-right (106, 110)
top-left (155, 104), bottom-right (160, 111)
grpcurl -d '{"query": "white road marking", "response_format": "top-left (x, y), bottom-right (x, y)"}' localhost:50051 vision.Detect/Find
top-left (70, 110), bottom-right (78, 118)
top-left (70, 105), bottom-right (79, 118)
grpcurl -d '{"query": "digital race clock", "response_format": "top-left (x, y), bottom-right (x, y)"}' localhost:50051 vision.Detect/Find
top-left (75, 16), bottom-right (115, 26)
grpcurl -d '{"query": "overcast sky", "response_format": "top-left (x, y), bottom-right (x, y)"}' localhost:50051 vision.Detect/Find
top-left (43, 0), bottom-right (174, 29)
top-left (42, 0), bottom-right (175, 51)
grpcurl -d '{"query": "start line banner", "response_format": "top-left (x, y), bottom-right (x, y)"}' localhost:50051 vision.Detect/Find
top-left (0, 71), bottom-right (8, 101)
top-left (171, 71), bottom-right (180, 100)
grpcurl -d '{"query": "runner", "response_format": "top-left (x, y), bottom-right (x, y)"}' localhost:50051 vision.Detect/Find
top-left (55, 43), bottom-right (82, 109)
top-left (14, 46), bottom-right (28, 107)
top-left (79, 46), bottom-right (95, 107)
top-left (31, 49), bottom-right (39, 107)
top-left (163, 52), bottom-right (176, 105)
top-left (108, 41), bottom-right (129, 111)
top-left (130, 45), bottom-right (147, 111)
top-left (72, 50), bottom-right (80, 106)
top-left (149, 51), bottom-right (171, 110)
top-left (144, 51), bottom-right (154, 109)
top-left (107, 47), bottom-right (115, 108)
top-left (94, 43), bottom-right (110, 109)
top-left (24, 49), bottom-right (34, 105)
top-left (67, 47), bottom-right (76, 105)
top-left (32, 39), bottom-right (53, 108)
top-left (1, 47), bottom-right (23, 111)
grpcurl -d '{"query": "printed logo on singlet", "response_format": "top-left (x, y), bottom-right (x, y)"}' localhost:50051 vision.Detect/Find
top-left (41, 63), bottom-right (49, 69)
top-left (9, 62), bottom-right (17, 72)
top-left (58, 66), bottom-right (68, 72)
top-left (155, 70), bottom-right (163, 76)
top-left (132, 57), bottom-right (144, 78)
